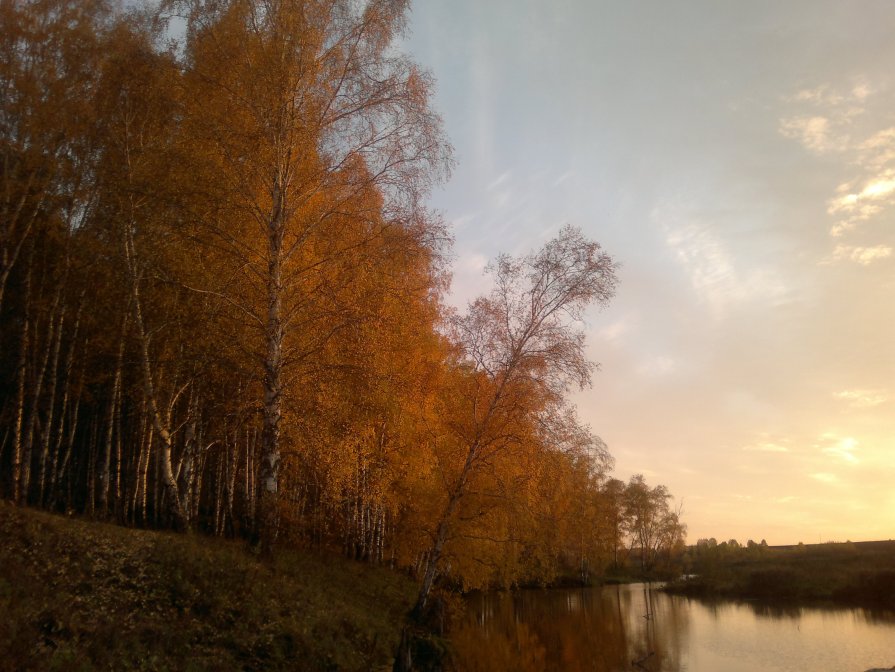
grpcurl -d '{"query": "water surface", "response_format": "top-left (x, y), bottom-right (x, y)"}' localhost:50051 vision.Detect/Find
top-left (454, 583), bottom-right (895, 671)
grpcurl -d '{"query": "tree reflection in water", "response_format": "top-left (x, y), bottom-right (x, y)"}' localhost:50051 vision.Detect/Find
top-left (451, 584), bottom-right (688, 671)
top-left (452, 584), bottom-right (895, 671)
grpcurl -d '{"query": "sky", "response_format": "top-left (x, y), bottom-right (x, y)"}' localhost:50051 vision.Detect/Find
top-left (403, 0), bottom-right (895, 545)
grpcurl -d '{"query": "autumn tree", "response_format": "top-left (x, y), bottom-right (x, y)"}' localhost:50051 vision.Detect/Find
top-left (85, 10), bottom-right (194, 528)
top-left (0, 0), bottom-right (110, 320)
top-left (410, 226), bottom-right (617, 619)
top-left (533, 427), bottom-right (613, 583)
top-left (0, 5), bottom-right (696, 640)
top-left (276, 190), bottom-right (449, 557)
top-left (599, 477), bottom-right (628, 568)
top-left (0, 0), bottom-right (115, 504)
top-left (623, 474), bottom-right (686, 573)
top-left (170, 0), bottom-right (450, 555)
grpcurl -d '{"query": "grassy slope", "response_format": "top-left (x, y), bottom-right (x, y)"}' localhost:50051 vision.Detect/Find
top-left (666, 541), bottom-right (895, 607)
top-left (0, 502), bottom-right (415, 671)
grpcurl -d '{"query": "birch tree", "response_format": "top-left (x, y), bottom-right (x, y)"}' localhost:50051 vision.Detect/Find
top-left (410, 226), bottom-right (617, 620)
top-left (624, 474), bottom-right (686, 572)
top-left (89, 13), bottom-right (201, 529)
top-left (173, 0), bottom-right (450, 555)
top-left (1, 0), bottom-right (110, 504)
top-left (0, 0), bottom-right (109, 320)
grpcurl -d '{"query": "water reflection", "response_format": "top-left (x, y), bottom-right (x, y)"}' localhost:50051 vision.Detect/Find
top-left (453, 584), bottom-right (895, 672)
top-left (454, 584), bottom-right (687, 671)
top-left (692, 594), bottom-right (895, 626)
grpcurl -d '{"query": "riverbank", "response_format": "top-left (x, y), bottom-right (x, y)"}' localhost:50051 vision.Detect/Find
top-left (0, 502), bottom-right (414, 671)
top-left (665, 540), bottom-right (895, 608)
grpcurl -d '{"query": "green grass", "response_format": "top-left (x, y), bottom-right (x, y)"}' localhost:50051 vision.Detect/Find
top-left (666, 541), bottom-right (895, 608)
top-left (0, 502), bottom-right (415, 671)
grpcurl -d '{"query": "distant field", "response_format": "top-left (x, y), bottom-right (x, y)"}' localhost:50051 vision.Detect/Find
top-left (666, 540), bottom-right (895, 607)
top-left (770, 540), bottom-right (895, 553)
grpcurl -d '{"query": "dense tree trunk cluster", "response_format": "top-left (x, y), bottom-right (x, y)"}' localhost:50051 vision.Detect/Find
top-left (0, 0), bottom-right (684, 596)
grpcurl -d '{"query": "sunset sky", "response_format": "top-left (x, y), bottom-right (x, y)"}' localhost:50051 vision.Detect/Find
top-left (404, 1), bottom-right (895, 545)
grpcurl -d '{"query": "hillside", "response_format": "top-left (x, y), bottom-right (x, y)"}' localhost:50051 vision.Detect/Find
top-left (0, 503), bottom-right (414, 671)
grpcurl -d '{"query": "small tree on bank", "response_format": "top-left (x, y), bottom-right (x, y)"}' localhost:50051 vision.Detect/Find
top-left (409, 225), bottom-right (618, 621)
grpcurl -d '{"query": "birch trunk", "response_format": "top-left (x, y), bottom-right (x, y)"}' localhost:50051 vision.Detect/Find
top-left (0, 428), bottom-right (9, 486)
top-left (52, 357), bottom-right (83, 510)
top-left (99, 314), bottom-right (127, 517)
top-left (214, 451), bottom-right (224, 536)
top-left (129, 404), bottom-right (148, 524)
top-left (226, 435), bottom-right (237, 535)
top-left (125, 227), bottom-right (189, 531)
top-left (257, 178), bottom-right (286, 556)
top-left (412, 497), bottom-right (457, 620)
top-left (11, 313), bottom-right (29, 504)
top-left (46, 298), bottom-right (82, 508)
top-left (21, 279), bottom-right (66, 505)
top-left (37, 302), bottom-right (65, 507)
top-left (86, 416), bottom-right (98, 515)
top-left (245, 429), bottom-right (256, 528)
top-left (180, 392), bottom-right (200, 522)
top-left (113, 390), bottom-right (124, 521)
top-left (11, 253), bottom-right (32, 503)
top-left (140, 422), bottom-right (154, 524)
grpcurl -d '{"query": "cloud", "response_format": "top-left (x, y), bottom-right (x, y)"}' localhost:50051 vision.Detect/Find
top-left (787, 83), bottom-right (871, 107)
top-left (859, 127), bottom-right (895, 168)
top-left (742, 441), bottom-right (789, 453)
top-left (789, 86), bottom-right (844, 106)
top-left (828, 222), bottom-right (855, 238)
top-left (852, 83), bottom-right (873, 101)
top-left (861, 127), bottom-right (895, 149)
top-left (827, 170), bottom-right (895, 221)
top-left (781, 82), bottom-right (895, 259)
top-left (834, 389), bottom-right (888, 407)
top-left (828, 244), bottom-right (892, 265)
top-left (779, 116), bottom-right (838, 153)
top-left (658, 208), bottom-right (787, 315)
top-left (817, 433), bottom-right (859, 464)
top-left (778, 84), bottom-right (866, 154)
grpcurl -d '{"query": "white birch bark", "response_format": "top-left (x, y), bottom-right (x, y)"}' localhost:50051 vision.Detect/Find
top-left (257, 174), bottom-right (286, 556)
top-left (46, 297), bottom-right (83, 508)
top-left (37, 302), bottom-right (65, 506)
top-left (11, 252), bottom-right (32, 504)
top-left (125, 225), bottom-right (189, 531)
top-left (99, 314), bottom-right (127, 516)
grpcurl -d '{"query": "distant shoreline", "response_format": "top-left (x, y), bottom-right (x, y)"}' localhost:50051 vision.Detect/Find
top-left (664, 539), bottom-right (895, 610)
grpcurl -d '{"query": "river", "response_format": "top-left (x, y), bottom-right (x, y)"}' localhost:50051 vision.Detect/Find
top-left (453, 583), bottom-right (895, 671)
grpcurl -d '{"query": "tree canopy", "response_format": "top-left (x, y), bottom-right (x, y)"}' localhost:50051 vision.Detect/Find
top-left (0, 0), bottom-right (685, 599)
